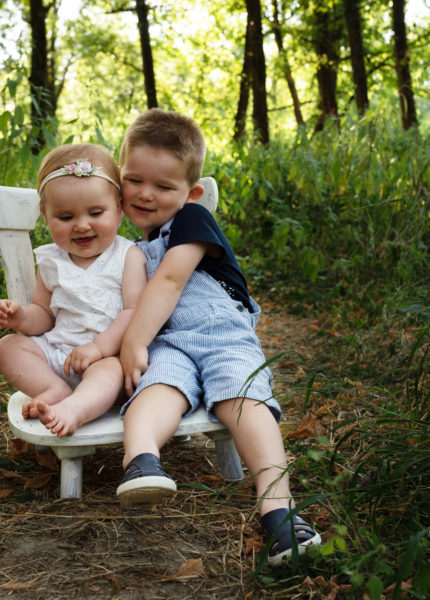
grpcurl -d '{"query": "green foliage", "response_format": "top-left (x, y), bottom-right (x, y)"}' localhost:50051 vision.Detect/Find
top-left (1, 93), bottom-right (430, 318)
top-left (255, 323), bottom-right (430, 598)
top-left (0, 73), bottom-right (76, 188)
top-left (206, 100), bottom-right (430, 317)
top-left (0, 72), bottom-right (40, 187)
top-left (2, 0), bottom-right (430, 149)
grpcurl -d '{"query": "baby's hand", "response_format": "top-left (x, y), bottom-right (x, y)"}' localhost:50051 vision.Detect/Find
top-left (64, 342), bottom-right (103, 376)
top-left (0, 299), bottom-right (24, 330)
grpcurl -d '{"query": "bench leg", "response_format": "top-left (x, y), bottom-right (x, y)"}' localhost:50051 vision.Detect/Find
top-left (52, 445), bottom-right (96, 499)
top-left (210, 431), bottom-right (243, 481)
top-left (60, 457), bottom-right (84, 498)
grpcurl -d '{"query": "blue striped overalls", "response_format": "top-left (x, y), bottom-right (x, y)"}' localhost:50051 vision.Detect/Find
top-left (120, 220), bottom-right (281, 423)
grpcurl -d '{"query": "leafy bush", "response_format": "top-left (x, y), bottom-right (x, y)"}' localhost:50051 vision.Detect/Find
top-left (206, 106), bottom-right (430, 317)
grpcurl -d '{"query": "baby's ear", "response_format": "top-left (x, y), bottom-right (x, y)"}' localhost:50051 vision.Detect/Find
top-left (185, 184), bottom-right (204, 204)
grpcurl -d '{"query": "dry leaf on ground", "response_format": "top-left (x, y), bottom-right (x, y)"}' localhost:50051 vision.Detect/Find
top-left (286, 412), bottom-right (326, 439)
top-left (162, 557), bottom-right (206, 581)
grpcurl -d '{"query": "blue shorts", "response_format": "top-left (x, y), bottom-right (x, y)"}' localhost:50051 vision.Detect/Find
top-left (120, 300), bottom-right (280, 423)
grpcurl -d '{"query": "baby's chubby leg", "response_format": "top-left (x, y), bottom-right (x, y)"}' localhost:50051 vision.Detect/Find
top-left (0, 334), bottom-right (72, 418)
top-left (36, 356), bottom-right (123, 437)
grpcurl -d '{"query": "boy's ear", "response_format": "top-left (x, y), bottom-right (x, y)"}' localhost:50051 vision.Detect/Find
top-left (185, 184), bottom-right (204, 204)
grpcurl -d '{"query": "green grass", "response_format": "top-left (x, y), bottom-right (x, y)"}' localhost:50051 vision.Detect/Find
top-left (254, 313), bottom-right (430, 599)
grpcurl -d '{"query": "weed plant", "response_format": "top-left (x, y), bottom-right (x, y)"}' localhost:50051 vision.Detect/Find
top-left (207, 104), bottom-right (430, 321)
top-left (254, 317), bottom-right (430, 599)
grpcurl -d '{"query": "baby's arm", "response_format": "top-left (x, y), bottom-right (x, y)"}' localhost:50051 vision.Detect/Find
top-left (64, 245), bottom-right (147, 375)
top-left (0, 271), bottom-right (54, 334)
top-left (120, 241), bottom-right (207, 395)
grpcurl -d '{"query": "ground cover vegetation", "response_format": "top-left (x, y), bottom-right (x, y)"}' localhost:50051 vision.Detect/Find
top-left (1, 0), bottom-right (430, 598)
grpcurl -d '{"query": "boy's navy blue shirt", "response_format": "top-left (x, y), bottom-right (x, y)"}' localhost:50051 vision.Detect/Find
top-left (147, 203), bottom-right (253, 312)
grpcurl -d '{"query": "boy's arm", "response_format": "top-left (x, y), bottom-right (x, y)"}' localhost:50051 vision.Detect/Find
top-left (120, 241), bottom-right (207, 395)
top-left (0, 271), bottom-right (54, 335)
top-left (64, 245), bottom-right (147, 375)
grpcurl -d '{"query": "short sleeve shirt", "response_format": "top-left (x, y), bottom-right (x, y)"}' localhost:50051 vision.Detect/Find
top-left (148, 203), bottom-right (253, 311)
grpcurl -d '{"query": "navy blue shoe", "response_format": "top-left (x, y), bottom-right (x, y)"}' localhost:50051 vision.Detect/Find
top-left (116, 453), bottom-right (176, 508)
top-left (262, 508), bottom-right (321, 566)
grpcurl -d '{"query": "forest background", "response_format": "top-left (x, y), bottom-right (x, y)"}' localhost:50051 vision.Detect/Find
top-left (0, 0), bottom-right (430, 599)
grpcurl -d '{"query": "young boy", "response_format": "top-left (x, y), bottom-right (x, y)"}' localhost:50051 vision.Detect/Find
top-left (117, 108), bottom-right (321, 565)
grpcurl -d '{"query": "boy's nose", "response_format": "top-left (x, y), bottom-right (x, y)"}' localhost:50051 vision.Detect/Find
top-left (138, 185), bottom-right (154, 201)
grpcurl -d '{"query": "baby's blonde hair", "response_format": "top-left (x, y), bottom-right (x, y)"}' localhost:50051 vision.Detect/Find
top-left (37, 143), bottom-right (120, 207)
top-left (119, 109), bottom-right (206, 186)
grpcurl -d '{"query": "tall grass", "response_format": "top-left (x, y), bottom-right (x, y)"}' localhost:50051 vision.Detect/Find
top-left (252, 321), bottom-right (430, 599)
top-left (207, 106), bottom-right (430, 320)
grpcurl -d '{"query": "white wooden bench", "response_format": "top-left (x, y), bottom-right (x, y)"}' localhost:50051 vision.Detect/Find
top-left (0, 179), bottom-right (243, 499)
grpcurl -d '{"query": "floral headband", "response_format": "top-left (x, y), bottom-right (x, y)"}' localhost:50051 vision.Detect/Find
top-left (38, 160), bottom-right (120, 194)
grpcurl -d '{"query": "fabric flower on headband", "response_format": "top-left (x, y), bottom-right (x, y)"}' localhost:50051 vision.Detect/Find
top-left (62, 160), bottom-right (96, 177)
top-left (38, 159), bottom-right (121, 193)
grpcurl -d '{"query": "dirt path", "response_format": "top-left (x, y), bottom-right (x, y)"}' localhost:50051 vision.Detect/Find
top-left (0, 302), bottom-right (320, 600)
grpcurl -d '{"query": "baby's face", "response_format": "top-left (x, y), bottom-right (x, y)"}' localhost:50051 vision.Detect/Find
top-left (41, 176), bottom-right (121, 268)
top-left (121, 145), bottom-right (193, 237)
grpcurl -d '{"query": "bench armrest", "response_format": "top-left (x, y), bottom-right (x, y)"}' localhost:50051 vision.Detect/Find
top-left (0, 186), bottom-right (40, 304)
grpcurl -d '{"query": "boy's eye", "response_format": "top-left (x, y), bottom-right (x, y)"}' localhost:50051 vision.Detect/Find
top-left (90, 210), bottom-right (103, 217)
top-left (158, 184), bottom-right (172, 190)
top-left (58, 215), bottom-right (73, 221)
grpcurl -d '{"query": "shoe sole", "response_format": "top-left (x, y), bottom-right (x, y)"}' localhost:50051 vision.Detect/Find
top-left (117, 475), bottom-right (177, 508)
top-left (267, 532), bottom-right (322, 566)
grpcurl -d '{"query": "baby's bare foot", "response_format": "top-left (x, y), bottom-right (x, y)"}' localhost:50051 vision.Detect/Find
top-left (36, 400), bottom-right (78, 438)
top-left (22, 385), bottom-right (72, 421)
top-left (22, 382), bottom-right (72, 419)
top-left (22, 401), bottom-right (39, 419)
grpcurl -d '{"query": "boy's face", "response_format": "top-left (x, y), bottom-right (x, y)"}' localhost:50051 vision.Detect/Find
top-left (121, 145), bottom-right (203, 238)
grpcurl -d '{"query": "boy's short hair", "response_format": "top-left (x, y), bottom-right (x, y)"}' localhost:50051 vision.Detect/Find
top-left (37, 143), bottom-right (120, 206)
top-left (119, 108), bottom-right (206, 186)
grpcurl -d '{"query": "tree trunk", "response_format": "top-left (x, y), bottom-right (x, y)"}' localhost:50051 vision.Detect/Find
top-left (244, 0), bottom-right (269, 144)
top-left (271, 0), bottom-right (304, 126)
top-left (28, 0), bottom-right (53, 153)
top-left (135, 0), bottom-right (158, 109)
top-left (233, 27), bottom-right (251, 140)
top-left (313, 3), bottom-right (341, 132)
top-left (343, 0), bottom-right (368, 114)
top-left (392, 0), bottom-right (418, 129)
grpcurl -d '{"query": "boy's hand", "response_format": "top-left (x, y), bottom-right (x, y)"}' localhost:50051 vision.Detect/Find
top-left (64, 342), bottom-right (104, 376)
top-left (0, 299), bottom-right (24, 330)
top-left (120, 341), bottom-right (149, 397)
